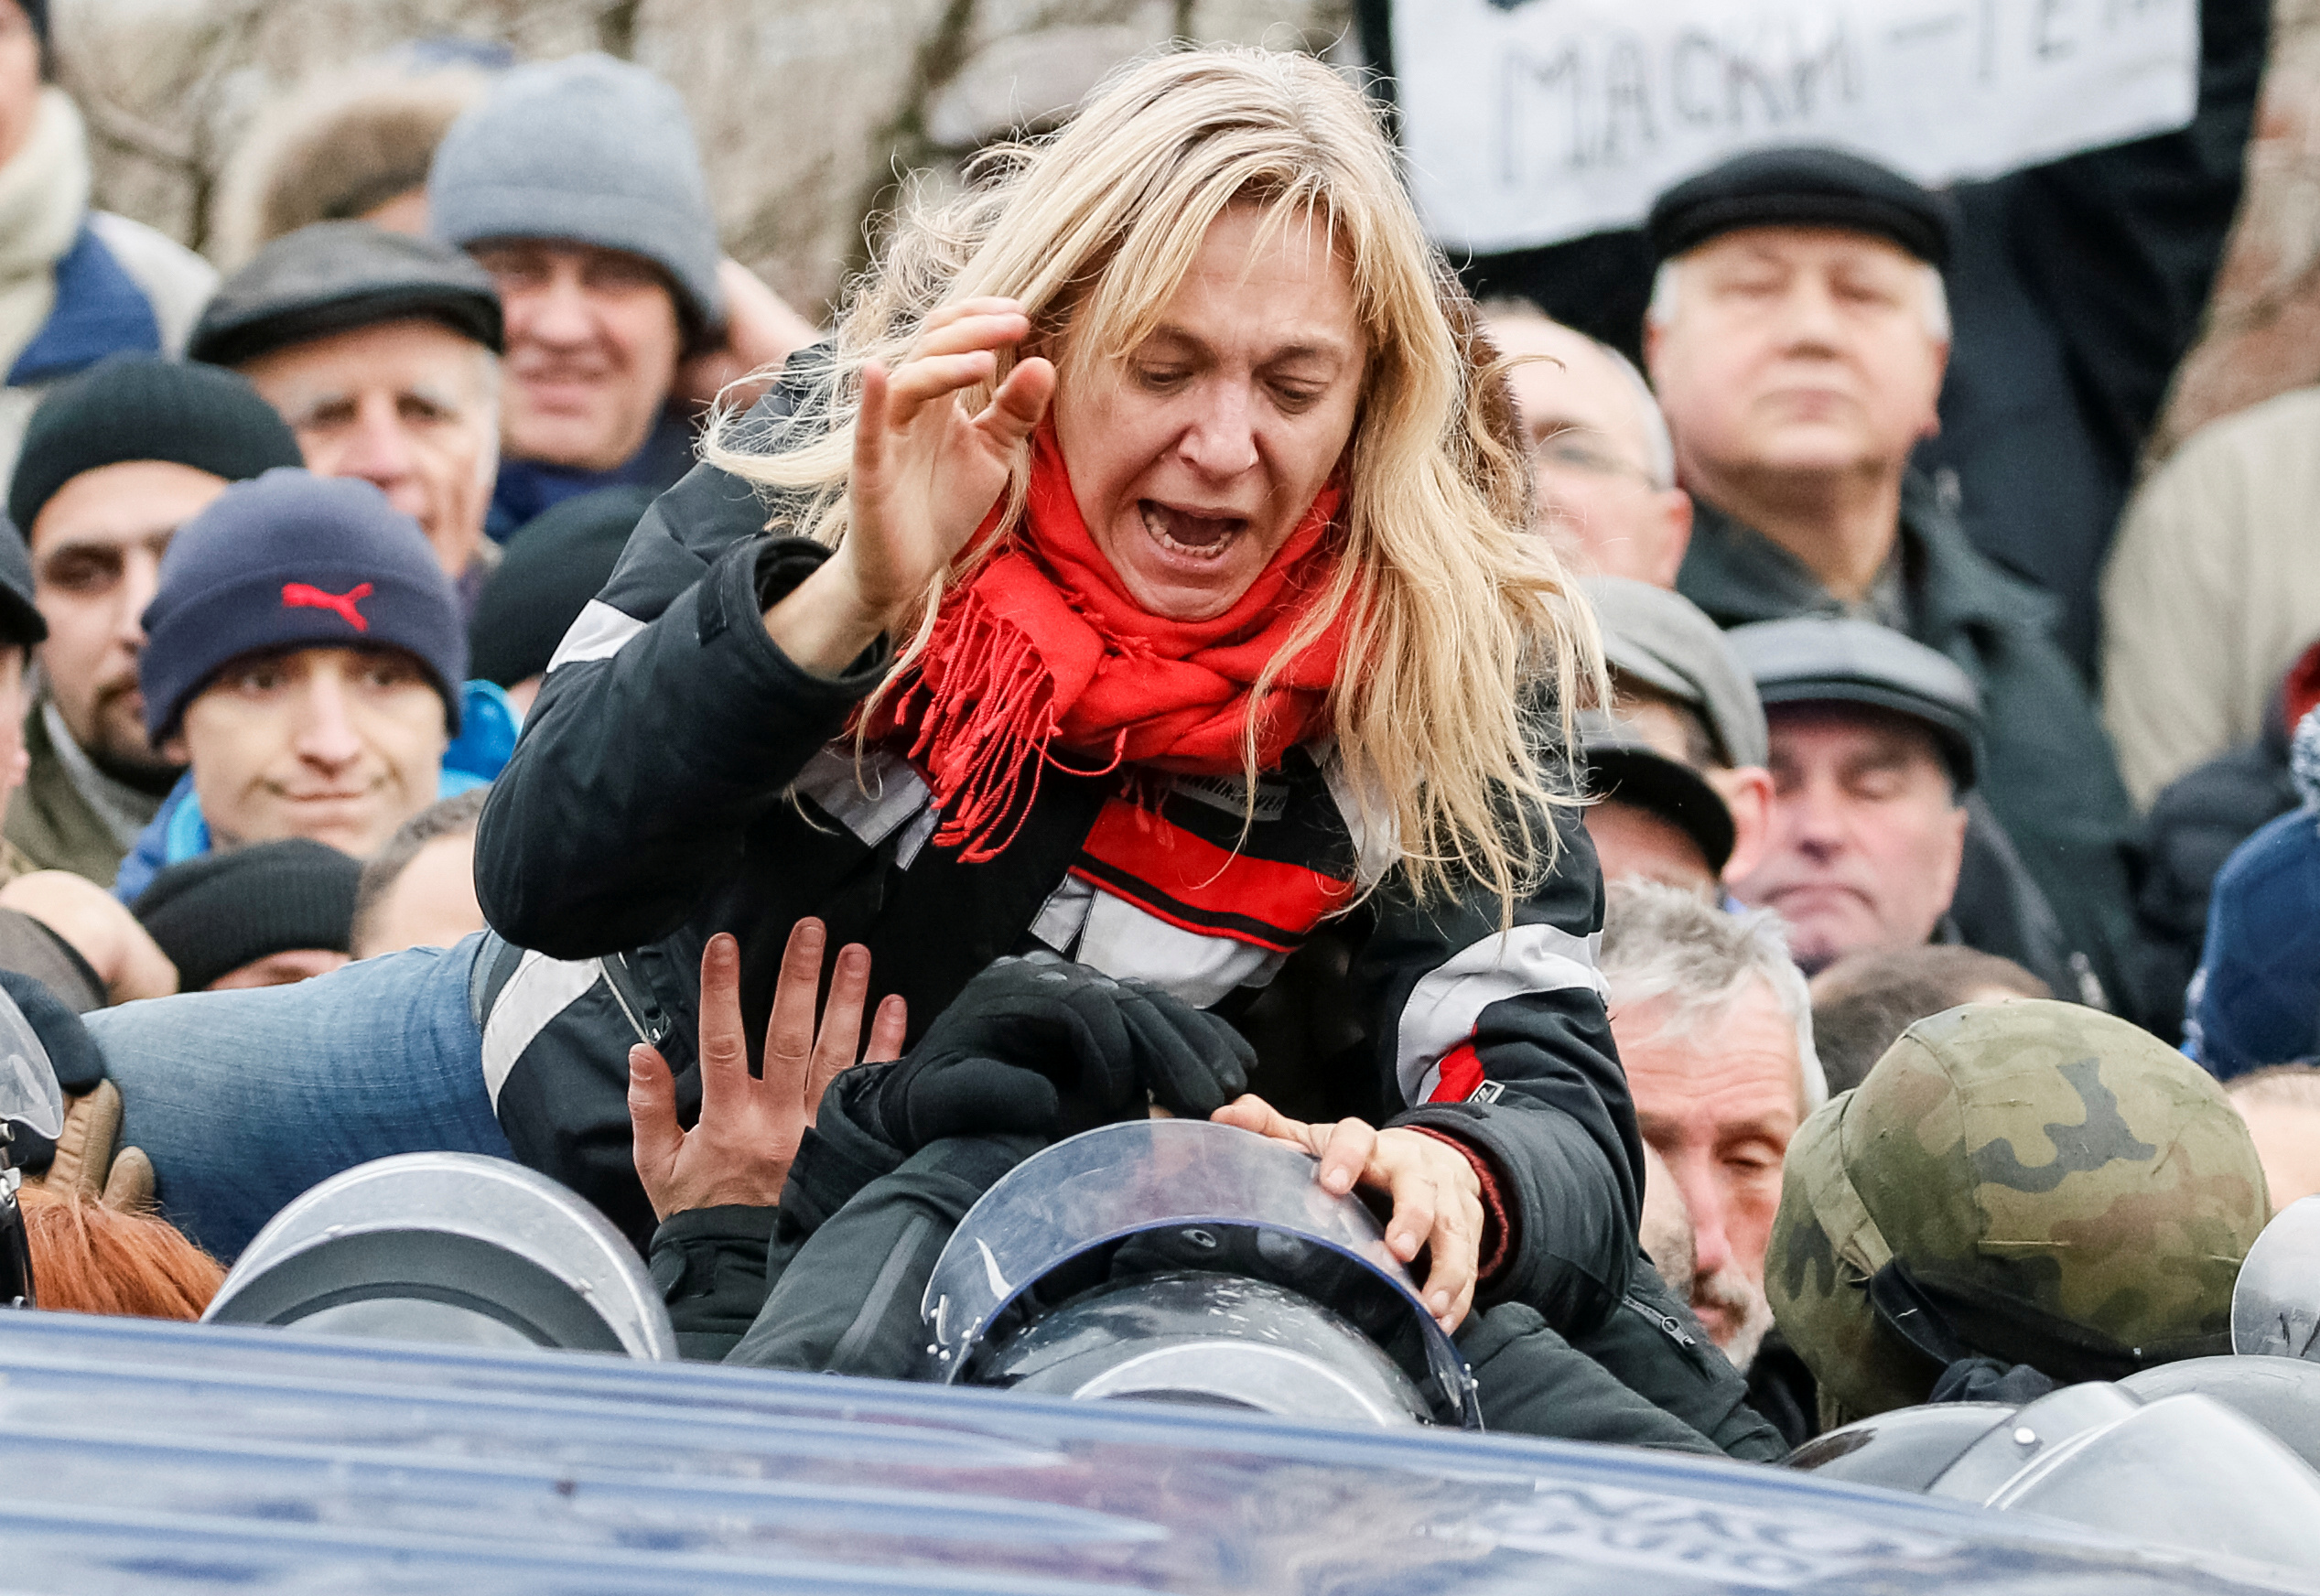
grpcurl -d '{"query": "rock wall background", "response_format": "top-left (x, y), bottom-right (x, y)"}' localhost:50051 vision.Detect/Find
top-left (53, 0), bottom-right (1352, 320)
top-left (47, 0), bottom-right (2320, 461)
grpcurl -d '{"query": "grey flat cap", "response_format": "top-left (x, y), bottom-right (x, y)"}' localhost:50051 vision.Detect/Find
top-left (1580, 711), bottom-right (1735, 875)
top-left (189, 222), bottom-right (503, 369)
top-left (1725, 616), bottom-right (1981, 791)
top-left (1583, 576), bottom-right (1768, 770)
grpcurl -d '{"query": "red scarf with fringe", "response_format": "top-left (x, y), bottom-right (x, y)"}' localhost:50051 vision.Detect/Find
top-left (865, 428), bottom-right (1350, 862)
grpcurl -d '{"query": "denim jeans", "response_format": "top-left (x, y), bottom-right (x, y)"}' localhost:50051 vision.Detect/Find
top-left (86, 934), bottom-right (511, 1260)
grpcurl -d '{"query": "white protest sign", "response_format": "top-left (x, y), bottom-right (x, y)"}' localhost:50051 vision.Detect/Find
top-left (1393, 0), bottom-right (2200, 253)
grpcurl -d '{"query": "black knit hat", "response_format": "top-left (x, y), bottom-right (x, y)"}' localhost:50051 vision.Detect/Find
top-left (12, 1), bottom-right (46, 49)
top-left (468, 485), bottom-right (650, 687)
top-left (7, 358), bottom-right (305, 538)
top-left (138, 469), bottom-right (468, 740)
top-left (190, 221), bottom-right (505, 370)
top-left (133, 839), bottom-right (361, 993)
top-left (1646, 146), bottom-right (1956, 270)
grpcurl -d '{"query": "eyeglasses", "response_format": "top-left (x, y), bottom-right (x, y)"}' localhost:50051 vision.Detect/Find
top-left (1531, 433), bottom-right (1658, 488)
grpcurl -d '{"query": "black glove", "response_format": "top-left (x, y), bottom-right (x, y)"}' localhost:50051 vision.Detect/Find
top-left (871, 954), bottom-right (1253, 1150)
top-left (1110, 980), bottom-right (1253, 1119)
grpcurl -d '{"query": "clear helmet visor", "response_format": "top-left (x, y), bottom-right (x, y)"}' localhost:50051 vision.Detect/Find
top-left (922, 1119), bottom-right (1482, 1427)
top-left (2232, 1194), bottom-right (2320, 1362)
top-left (0, 987), bottom-right (62, 1142)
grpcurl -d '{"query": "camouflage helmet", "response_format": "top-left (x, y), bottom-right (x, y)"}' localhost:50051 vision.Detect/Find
top-left (1767, 999), bottom-right (2269, 1427)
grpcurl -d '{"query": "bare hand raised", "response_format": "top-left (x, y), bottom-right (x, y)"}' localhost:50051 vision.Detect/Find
top-left (765, 298), bottom-right (1056, 676)
top-left (628, 920), bottom-right (908, 1222)
top-left (1212, 1095), bottom-right (1486, 1332)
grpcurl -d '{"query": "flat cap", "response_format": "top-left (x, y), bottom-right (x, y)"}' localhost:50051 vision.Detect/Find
top-left (1646, 146), bottom-right (1955, 270)
top-left (189, 221), bottom-right (503, 369)
top-left (1726, 616), bottom-right (1980, 791)
top-left (1581, 711), bottom-right (1736, 876)
top-left (1584, 577), bottom-right (1767, 769)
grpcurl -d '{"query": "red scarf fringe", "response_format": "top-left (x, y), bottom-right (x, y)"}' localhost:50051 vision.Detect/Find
top-left (864, 428), bottom-right (1348, 863)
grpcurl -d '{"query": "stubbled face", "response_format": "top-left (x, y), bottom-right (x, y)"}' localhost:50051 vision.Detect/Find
top-left (241, 319), bottom-right (499, 580)
top-left (1647, 227), bottom-right (1945, 490)
top-left (471, 240), bottom-right (683, 474)
top-left (1049, 204), bottom-right (1364, 623)
top-left (353, 829), bottom-right (483, 959)
top-left (29, 461), bottom-right (229, 782)
top-left (167, 647), bottom-right (448, 858)
top-left (1491, 312), bottom-right (1690, 587)
top-left (1616, 982), bottom-right (1802, 1357)
top-left (1733, 706), bottom-right (1968, 973)
top-left (0, 1), bottom-right (38, 170)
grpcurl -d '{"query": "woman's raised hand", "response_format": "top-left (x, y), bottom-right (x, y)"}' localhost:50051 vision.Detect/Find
top-left (765, 298), bottom-right (1056, 676)
top-left (1212, 1095), bottom-right (1486, 1332)
top-left (628, 920), bottom-right (908, 1223)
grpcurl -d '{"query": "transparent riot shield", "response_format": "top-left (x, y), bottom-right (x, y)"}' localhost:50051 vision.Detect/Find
top-left (2231, 1194), bottom-right (2320, 1362)
top-left (0, 987), bottom-right (59, 1310)
top-left (921, 1119), bottom-right (1484, 1428)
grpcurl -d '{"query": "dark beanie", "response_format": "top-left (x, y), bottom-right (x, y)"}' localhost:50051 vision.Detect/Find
top-left (468, 485), bottom-right (650, 687)
top-left (1646, 146), bottom-right (1956, 271)
top-left (8, 358), bottom-right (305, 538)
top-left (138, 469), bottom-right (468, 740)
top-left (133, 839), bottom-right (361, 993)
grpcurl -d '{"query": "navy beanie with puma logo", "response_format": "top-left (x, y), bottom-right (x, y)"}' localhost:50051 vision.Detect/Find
top-left (138, 468), bottom-right (467, 739)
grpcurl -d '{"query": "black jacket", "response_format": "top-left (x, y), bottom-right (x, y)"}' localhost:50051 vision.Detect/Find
top-left (651, 1075), bottom-right (1784, 1461)
top-left (475, 372), bottom-right (1643, 1333)
top-left (1677, 485), bottom-right (2142, 1018)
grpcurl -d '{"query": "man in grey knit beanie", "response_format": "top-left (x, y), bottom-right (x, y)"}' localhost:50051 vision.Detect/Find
top-left (429, 53), bottom-right (795, 542)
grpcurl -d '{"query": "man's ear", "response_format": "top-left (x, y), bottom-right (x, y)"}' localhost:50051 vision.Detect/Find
top-left (1934, 794), bottom-right (1970, 911)
top-left (1917, 339), bottom-right (1951, 442)
top-left (158, 732), bottom-right (189, 766)
top-left (1648, 489), bottom-right (1694, 588)
top-left (1710, 764), bottom-right (1774, 885)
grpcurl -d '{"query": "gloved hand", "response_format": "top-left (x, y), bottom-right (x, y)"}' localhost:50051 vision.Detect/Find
top-left (871, 954), bottom-right (1253, 1150)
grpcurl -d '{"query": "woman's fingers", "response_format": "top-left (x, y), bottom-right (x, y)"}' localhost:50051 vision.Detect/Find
top-left (865, 994), bottom-right (910, 1064)
top-left (1211, 1093), bottom-right (1306, 1143)
top-left (912, 308), bottom-right (1031, 360)
top-left (1314, 1116), bottom-right (1376, 1198)
top-left (695, 932), bottom-right (754, 1124)
top-left (880, 350), bottom-right (1000, 421)
top-left (626, 1042), bottom-right (683, 1217)
top-left (973, 355), bottom-right (1056, 450)
top-left (1368, 1130), bottom-right (1485, 1330)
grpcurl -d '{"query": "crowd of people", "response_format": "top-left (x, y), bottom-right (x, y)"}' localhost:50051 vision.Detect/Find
top-left (0, 0), bottom-right (2304, 1478)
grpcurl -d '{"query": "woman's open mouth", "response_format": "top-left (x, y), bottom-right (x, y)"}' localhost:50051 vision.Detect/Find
top-left (1139, 500), bottom-right (1247, 561)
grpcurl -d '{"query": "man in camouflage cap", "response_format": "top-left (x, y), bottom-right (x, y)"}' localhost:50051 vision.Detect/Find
top-left (1767, 999), bottom-right (2269, 1430)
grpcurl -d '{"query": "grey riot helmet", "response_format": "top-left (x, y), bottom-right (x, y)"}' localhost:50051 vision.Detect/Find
top-left (205, 1153), bottom-right (676, 1358)
top-left (2232, 1193), bottom-right (2320, 1362)
top-left (923, 1119), bottom-right (1482, 1429)
top-left (1795, 1380), bottom-right (2320, 1576)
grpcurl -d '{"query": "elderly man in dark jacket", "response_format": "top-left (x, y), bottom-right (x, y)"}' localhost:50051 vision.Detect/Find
top-left (1644, 149), bottom-right (2141, 1018)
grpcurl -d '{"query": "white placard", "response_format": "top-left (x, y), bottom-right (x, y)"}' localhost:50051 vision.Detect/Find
top-left (1394, 0), bottom-right (2201, 253)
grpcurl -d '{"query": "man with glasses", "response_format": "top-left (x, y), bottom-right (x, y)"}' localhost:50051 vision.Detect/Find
top-left (1484, 299), bottom-right (1692, 588)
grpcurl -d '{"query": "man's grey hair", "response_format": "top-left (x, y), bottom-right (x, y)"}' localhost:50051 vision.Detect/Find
top-left (1479, 298), bottom-right (1675, 490)
top-left (1646, 256), bottom-right (1951, 343)
top-left (1601, 879), bottom-right (1829, 1114)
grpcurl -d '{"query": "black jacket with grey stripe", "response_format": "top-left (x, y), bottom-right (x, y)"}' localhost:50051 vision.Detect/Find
top-left (472, 376), bottom-right (1642, 1334)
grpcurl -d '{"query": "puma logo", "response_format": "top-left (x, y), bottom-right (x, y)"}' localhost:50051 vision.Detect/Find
top-left (280, 582), bottom-right (373, 632)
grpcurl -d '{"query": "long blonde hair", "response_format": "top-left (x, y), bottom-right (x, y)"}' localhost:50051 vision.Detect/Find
top-left (707, 46), bottom-right (1601, 915)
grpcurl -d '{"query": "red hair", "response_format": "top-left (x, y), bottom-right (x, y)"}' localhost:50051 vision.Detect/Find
top-left (19, 1189), bottom-right (224, 1320)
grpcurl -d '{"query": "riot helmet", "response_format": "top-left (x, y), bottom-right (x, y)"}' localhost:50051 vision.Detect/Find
top-left (923, 1119), bottom-right (1482, 1428)
top-left (1797, 1381), bottom-right (2320, 1577)
top-left (1767, 1000), bottom-right (2267, 1426)
top-left (2231, 1193), bottom-right (2320, 1362)
top-left (0, 986), bottom-right (62, 1310)
top-left (205, 1153), bottom-right (675, 1358)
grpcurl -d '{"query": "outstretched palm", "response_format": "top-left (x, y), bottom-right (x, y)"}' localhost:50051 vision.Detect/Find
top-left (628, 920), bottom-right (908, 1222)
